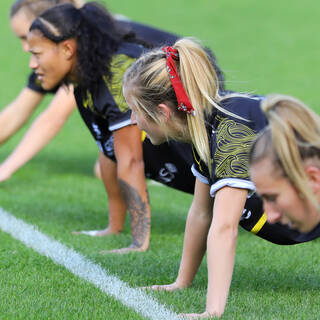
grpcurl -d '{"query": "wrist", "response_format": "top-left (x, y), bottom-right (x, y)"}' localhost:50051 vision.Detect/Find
top-left (174, 278), bottom-right (191, 289)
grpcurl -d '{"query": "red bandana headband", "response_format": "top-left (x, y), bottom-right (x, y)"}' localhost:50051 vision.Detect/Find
top-left (162, 46), bottom-right (196, 116)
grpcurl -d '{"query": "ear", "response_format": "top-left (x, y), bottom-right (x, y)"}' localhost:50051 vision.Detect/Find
top-left (305, 166), bottom-right (320, 194)
top-left (158, 103), bottom-right (172, 123)
top-left (60, 39), bottom-right (77, 60)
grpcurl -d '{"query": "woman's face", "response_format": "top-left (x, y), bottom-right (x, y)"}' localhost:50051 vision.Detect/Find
top-left (124, 89), bottom-right (169, 145)
top-left (250, 158), bottom-right (319, 233)
top-left (10, 9), bottom-right (34, 52)
top-left (27, 30), bottom-right (75, 90)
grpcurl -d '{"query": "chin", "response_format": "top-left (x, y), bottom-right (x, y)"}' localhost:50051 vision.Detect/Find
top-left (148, 137), bottom-right (166, 145)
top-left (41, 82), bottom-right (53, 91)
top-left (41, 78), bottom-right (61, 91)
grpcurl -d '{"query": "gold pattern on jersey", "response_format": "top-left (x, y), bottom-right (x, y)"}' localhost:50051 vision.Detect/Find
top-left (82, 54), bottom-right (135, 113)
top-left (214, 115), bottom-right (256, 179)
top-left (105, 54), bottom-right (136, 113)
top-left (192, 146), bottom-right (203, 173)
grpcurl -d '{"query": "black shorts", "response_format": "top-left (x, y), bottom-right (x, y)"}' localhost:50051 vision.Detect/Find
top-left (142, 138), bottom-right (195, 194)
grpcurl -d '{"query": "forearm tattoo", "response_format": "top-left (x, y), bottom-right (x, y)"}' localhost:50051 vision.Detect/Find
top-left (118, 179), bottom-right (150, 248)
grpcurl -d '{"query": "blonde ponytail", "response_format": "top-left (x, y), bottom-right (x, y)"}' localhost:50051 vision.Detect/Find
top-left (124, 38), bottom-right (223, 169)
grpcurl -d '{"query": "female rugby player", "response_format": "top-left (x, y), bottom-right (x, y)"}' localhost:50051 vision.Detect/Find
top-left (123, 38), bottom-right (320, 317)
top-left (0, 0), bottom-right (83, 182)
top-left (4, 0), bottom-right (223, 241)
top-left (26, 2), bottom-right (227, 252)
top-left (250, 94), bottom-right (320, 234)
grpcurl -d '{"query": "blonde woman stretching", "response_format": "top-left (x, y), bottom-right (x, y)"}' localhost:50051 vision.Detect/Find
top-left (250, 94), bottom-right (320, 234)
top-left (123, 39), bottom-right (320, 317)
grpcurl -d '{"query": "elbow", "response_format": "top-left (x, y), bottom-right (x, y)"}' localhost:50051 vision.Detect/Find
top-left (50, 113), bottom-right (70, 129)
top-left (117, 156), bottom-right (145, 179)
top-left (209, 223), bottom-right (239, 245)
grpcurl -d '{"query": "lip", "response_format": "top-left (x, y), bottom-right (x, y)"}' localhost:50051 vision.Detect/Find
top-left (35, 73), bottom-right (44, 81)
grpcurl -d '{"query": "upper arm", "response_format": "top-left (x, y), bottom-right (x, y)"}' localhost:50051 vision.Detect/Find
top-left (190, 178), bottom-right (214, 218)
top-left (212, 187), bottom-right (248, 229)
top-left (113, 124), bottom-right (143, 165)
top-left (7, 87), bottom-right (44, 115)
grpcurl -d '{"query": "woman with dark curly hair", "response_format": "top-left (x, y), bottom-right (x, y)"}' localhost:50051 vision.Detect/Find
top-left (26, 2), bottom-right (226, 252)
top-left (0, 0), bottom-right (84, 182)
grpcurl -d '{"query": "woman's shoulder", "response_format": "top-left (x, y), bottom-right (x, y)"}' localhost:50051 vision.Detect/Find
top-left (116, 20), bottom-right (179, 47)
top-left (116, 41), bottom-right (146, 59)
top-left (220, 94), bottom-right (263, 116)
top-left (214, 94), bottom-right (268, 132)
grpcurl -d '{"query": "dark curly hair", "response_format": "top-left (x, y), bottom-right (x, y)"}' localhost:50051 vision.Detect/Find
top-left (29, 2), bottom-right (131, 94)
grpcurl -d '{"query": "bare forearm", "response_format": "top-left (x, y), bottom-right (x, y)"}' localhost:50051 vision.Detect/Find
top-left (176, 205), bottom-right (212, 287)
top-left (0, 110), bottom-right (67, 176)
top-left (0, 109), bottom-right (26, 144)
top-left (99, 154), bottom-right (127, 233)
top-left (117, 158), bottom-right (151, 249)
top-left (113, 125), bottom-right (151, 252)
top-left (206, 226), bottom-right (238, 317)
top-left (0, 89), bottom-right (43, 145)
top-left (118, 178), bottom-right (150, 248)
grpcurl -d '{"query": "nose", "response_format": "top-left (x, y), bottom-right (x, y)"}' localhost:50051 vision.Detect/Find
top-left (263, 201), bottom-right (282, 224)
top-left (21, 40), bottom-right (29, 52)
top-left (29, 54), bottom-right (38, 70)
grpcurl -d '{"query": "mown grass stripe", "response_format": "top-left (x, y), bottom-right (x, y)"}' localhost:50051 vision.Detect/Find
top-left (0, 207), bottom-right (181, 320)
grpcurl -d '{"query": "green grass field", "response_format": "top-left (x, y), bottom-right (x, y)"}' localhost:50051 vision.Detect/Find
top-left (1, 0), bottom-right (320, 319)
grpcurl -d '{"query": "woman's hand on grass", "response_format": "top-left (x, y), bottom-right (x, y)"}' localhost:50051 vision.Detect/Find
top-left (180, 311), bottom-right (219, 319)
top-left (142, 281), bottom-right (186, 291)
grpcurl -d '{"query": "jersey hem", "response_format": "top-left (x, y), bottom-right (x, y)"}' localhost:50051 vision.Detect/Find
top-left (191, 165), bottom-right (209, 184)
top-left (109, 119), bottom-right (132, 131)
top-left (210, 178), bottom-right (255, 197)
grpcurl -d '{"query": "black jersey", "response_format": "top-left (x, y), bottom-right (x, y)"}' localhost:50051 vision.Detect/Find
top-left (192, 95), bottom-right (320, 244)
top-left (74, 42), bottom-right (142, 141)
top-left (74, 40), bottom-right (195, 194)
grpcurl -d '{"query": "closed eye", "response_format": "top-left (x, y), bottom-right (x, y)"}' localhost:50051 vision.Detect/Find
top-left (261, 193), bottom-right (278, 203)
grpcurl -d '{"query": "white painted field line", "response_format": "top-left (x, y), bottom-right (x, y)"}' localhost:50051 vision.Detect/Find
top-left (0, 208), bottom-right (181, 320)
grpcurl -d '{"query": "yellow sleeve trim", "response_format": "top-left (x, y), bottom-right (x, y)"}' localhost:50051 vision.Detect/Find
top-left (141, 131), bottom-right (146, 142)
top-left (250, 212), bottom-right (267, 234)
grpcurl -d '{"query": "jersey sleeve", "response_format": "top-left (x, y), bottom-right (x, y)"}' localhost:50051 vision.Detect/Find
top-left (106, 54), bottom-right (135, 131)
top-left (209, 97), bottom-right (267, 197)
top-left (79, 54), bottom-right (135, 132)
top-left (191, 147), bottom-right (210, 184)
top-left (26, 72), bottom-right (59, 94)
